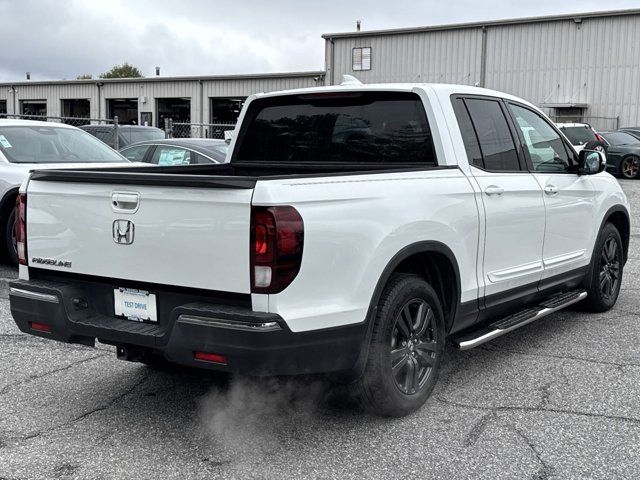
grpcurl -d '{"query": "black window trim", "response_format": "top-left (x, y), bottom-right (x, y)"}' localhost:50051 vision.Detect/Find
top-left (451, 94), bottom-right (528, 174)
top-left (504, 100), bottom-right (579, 175)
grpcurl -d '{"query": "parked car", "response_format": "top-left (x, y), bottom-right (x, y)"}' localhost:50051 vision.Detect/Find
top-left (9, 83), bottom-right (629, 417)
top-left (79, 124), bottom-right (165, 149)
top-left (120, 138), bottom-right (228, 165)
top-left (0, 119), bottom-right (131, 264)
top-left (618, 127), bottom-right (640, 141)
top-left (556, 122), bottom-right (604, 153)
top-left (599, 131), bottom-right (640, 179)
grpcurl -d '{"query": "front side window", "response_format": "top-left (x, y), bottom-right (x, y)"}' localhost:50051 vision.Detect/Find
top-left (120, 144), bottom-right (149, 162)
top-left (464, 98), bottom-right (520, 171)
top-left (235, 92), bottom-right (437, 165)
top-left (0, 126), bottom-right (127, 163)
top-left (509, 104), bottom-right (571, 172)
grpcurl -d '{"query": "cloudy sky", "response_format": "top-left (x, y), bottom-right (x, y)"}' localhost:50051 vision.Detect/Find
top-left (1, 0), bottom-right (638, 82)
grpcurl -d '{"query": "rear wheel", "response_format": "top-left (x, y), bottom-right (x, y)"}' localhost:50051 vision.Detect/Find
top-left (352, 274), bottom-right (445, 417)
top-left (620, 156), bottom-right (640, 179)
top-left (582, 222), bottom-right (623, 312)
top-left (4, 208), bottom-right (18, 267)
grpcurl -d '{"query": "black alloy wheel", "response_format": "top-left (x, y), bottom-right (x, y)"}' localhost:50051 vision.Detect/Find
top-left (599, 235), bottom-right (621, 300)
top-left (390, 299), bottom-right (438, 395)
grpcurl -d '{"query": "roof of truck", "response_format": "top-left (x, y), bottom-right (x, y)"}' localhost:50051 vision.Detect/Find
top-left (251, 81), bottom-right (538, 110)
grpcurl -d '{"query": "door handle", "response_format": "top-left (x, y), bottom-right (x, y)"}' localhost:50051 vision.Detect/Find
top-left (544, 185), bottom-right (559, 196)
top-left (484, 185), bottom-right (504, 196)
top-left (111, 192), bottom-right (140, 212)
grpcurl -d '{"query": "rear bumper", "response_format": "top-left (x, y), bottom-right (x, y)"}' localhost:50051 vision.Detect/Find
top-left (9, 277), bottom-right (366, 376)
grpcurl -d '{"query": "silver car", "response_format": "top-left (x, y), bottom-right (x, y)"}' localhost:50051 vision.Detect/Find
top-left (0, 119), bottom-right (131, 264)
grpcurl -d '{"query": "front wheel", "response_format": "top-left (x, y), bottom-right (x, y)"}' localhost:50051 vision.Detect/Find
top-left (582, 222), bottom-right (623, 312)
top-left (620, 156), bottom-right (640, 179)
top-left (352, 274), bottom-right (445, 417)
top-left (4, 208), bottom-right (18, 266)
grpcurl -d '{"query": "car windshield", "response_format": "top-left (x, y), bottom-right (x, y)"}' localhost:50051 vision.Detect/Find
top-left (129, 129), bottom-right (165, 144)
top-left (602, 132), bottom-right (639, 146)
top-left (559, 126), bottom-right (596, 145)
top-left (0, 125), bottom-right (128, 164)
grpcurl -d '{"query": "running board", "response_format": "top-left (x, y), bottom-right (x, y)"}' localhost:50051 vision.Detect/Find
top-left (454, 290), bottom-right (587, 350)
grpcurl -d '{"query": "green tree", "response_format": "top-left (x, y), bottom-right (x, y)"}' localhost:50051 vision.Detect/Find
top-left (99, 63), bottom-right (144, 79)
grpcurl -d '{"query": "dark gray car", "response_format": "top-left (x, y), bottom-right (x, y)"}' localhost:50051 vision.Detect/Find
top-left (600, 131), bottom-right (640, 179)
top-left (80, 125), bottom-right (165, 149)
top-left (119, 138), bottom-right (228, 165)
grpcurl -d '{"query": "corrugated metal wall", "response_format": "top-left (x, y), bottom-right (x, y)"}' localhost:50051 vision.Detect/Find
top-left (0, 74), bottom-right (323, 126)
top-left (485, 15), bottom-right (640, 127)
top-left (328, 13), bottom-right (640, 128)
top-left (329, 29), bottom-right (483, 85)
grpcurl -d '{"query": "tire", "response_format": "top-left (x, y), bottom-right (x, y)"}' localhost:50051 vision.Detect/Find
top-left (4, 208), bottom-right (18, 267)
top-left (582, 222), bottom-right (624, 312)
top-left (619, 156), bottom-right (640, 179)
top-left (352, 274), bottom-right (446, 417)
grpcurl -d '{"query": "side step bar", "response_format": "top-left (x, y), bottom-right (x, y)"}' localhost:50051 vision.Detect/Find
top-left (454, 290), bottom-right (587, 350)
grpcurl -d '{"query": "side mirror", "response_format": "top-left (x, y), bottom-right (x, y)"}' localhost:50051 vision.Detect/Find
top-left (578, 149), bottom-right (606, 175)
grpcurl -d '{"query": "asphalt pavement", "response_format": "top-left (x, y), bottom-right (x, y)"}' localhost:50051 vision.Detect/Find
top-left (0, 180), bottom-right (639, 479)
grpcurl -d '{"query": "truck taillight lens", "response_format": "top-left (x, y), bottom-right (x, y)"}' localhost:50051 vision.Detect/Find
top-left (250, 206), bottom-right (304, 294)
top-left (15, 193), bottom-right (27, 265)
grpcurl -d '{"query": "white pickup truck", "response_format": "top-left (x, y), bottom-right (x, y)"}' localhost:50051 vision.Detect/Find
top-left (10, 82), bottom-right (629, 416)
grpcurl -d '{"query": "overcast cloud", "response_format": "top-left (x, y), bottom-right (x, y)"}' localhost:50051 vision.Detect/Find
top-left (0, 0), bottom-right (638, 82)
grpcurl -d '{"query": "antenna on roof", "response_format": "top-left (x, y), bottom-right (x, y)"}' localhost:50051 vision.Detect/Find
top-left (356, 19), bottom-right (361, 32)
top-left (341, 74), bottom-right (363, 86)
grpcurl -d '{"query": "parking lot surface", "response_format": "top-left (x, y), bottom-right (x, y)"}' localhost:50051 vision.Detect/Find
top-left (0, 180), bottom-right (639, 480)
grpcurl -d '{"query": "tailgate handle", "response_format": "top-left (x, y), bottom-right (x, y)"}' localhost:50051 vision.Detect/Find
top-left (111, 192), bottom-right (140, 213)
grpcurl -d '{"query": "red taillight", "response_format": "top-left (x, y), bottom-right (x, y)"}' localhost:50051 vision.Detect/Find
top-left (250, 206), bottom-right (304, 294)
top-left (15, 193), bottom-right (27, 265)
top-left (595, 133), bottom-right (605, 142)
top-left (29, 321), bottom-right (51, 333)
top-left (194, 351), bottom-right (227, 364)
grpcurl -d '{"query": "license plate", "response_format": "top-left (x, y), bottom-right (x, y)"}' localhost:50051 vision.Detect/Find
top-left (114, 288), bottom-right (158, 323)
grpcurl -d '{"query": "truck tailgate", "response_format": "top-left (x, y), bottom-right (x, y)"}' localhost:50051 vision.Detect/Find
top-left (25, 179), bottom-right (253, 293)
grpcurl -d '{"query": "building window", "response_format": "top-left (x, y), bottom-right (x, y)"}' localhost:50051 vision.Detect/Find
top-left (352, 47), bottom-right (372, 71)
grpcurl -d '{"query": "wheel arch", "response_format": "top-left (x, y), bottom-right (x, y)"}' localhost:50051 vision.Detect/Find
top-left (367, 241), bottom-right (462, 334)
top-left (0, 187), bottom-right (18, 226)
top-left (600, 205), bottom-right (630, 264)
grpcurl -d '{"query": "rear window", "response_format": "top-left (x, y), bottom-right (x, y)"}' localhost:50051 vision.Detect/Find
top-left (559, 126), bottom-right (597, 145)
top-left (235, 92), bottom-right (437, 165)
top-left (602, 132), bottom-right (639, 146)
top-left (129, 128), bottom-right (165, 144)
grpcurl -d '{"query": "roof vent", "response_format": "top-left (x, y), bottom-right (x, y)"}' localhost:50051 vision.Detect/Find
top-left (341, 74), bottom-right (363, 86)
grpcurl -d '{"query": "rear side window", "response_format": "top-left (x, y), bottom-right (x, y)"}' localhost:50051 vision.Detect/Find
top-left (235, 92), bottom-right (437, 165)
top-left (452, 98), bottom-right (483, 168)
top-left (464, 98), bottom-right (520, 171)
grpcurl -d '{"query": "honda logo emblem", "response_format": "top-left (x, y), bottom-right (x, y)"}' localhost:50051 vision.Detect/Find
top-left (113, 219), bottom-right (135, 245)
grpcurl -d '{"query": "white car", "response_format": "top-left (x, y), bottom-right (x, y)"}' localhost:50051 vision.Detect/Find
top-left (0, 119), bottom-right (133, 264)
top-left (9, 82), bottom-right (629, 417)
top-left (556, 122), bottom-right (605, 153)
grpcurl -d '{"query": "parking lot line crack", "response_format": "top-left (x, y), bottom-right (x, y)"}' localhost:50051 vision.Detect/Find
top-left (435, 396), bottom-right (640, 426)
top-left (510, 424), bottom-right (555, 480)
top-left (463, 410), bottom-right (497, 447)
top-left (0, 354), bottom-right (107, 396)
top-left (479, 345), bottom-right (640, 369)
top-left (18, 372), bottom-right (149, 443)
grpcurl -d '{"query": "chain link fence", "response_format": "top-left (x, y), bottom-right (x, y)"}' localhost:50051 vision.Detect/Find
top-left (550, 115), bottom-right (620, 132)
top-left (164, 120), bottom-right (236, 139)
top-left (5, 113), bottom-right (126, 148)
